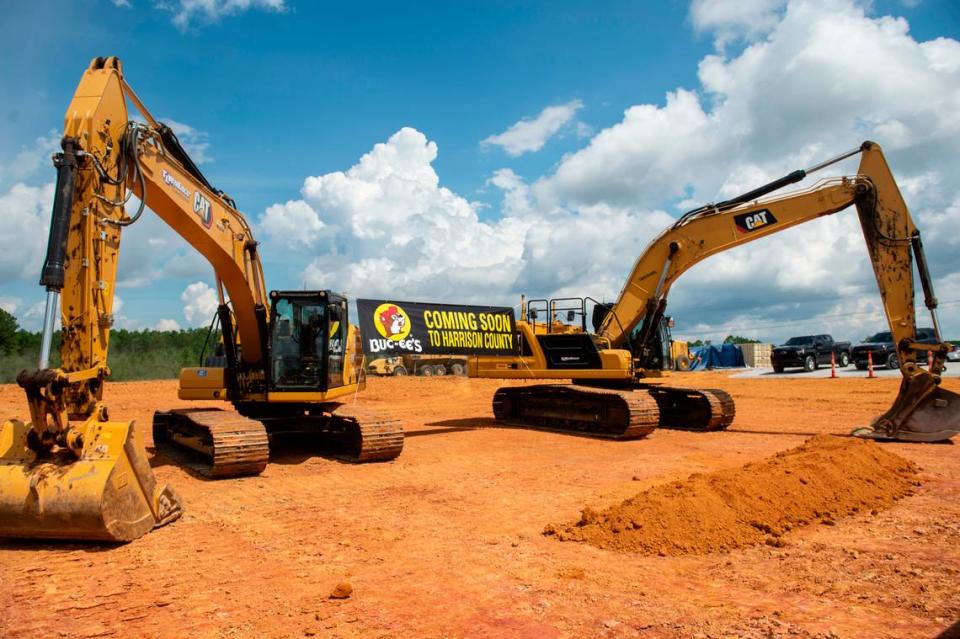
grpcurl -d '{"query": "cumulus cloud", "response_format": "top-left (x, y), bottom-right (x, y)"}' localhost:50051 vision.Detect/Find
top-left (523, 0), bottom-right (960, 342)
top-left (0, 134), bottom-right (61, 287)
top-left (0, 297), bottom-right (19, 314)
top-left (0, 132), bottom-right (59, 189)
top-left (114, 210), bottom-right (211, 289)
top-left (260, 200), bottom-right (327, 248)
top-left (181, 281), bottom-right (219, 326)
top-left (0, 182), bottom-right (54, 282)
top-left (257, 126), bottom-right (679, 317)
top-left (261, 128), bottom-right (529, 303)
top-left (155, 318), bottom-right (182, 331)
top-left (482, 100), bottom-right (584, 156)
top-left (6, 299), bottom-right (52, 332)
top-left (690, 0), bottom-right (786, 49)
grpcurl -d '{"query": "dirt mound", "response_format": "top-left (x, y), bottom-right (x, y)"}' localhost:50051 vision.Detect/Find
top-left (544, 435), bottom-right (918, 555)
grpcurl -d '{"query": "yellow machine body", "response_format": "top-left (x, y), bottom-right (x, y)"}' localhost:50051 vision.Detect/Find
top-left (670, 340), bottom-right (691, 371)
top-left (470, 320), bottom-right (633, 381)
top-left (178, 367), bottom-right (229, 400)
top-left (367, 357), bottom-right (403, 376)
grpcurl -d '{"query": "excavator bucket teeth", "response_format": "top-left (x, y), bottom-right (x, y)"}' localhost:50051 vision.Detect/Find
top-left (0, 417), bottom-right (182, 542)
top-left (853, 385), bottom-right (960, 443)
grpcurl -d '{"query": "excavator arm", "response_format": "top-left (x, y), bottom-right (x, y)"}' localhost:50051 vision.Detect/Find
top-left (597, 141), bottom-right (958, 442)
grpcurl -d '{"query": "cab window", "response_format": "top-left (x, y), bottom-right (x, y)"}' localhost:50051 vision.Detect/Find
top-left (271, 299), bottom-right (326, 389)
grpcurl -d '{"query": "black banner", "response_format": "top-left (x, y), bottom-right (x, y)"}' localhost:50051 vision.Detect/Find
top-left (356, 299), bottom-right (516, 356)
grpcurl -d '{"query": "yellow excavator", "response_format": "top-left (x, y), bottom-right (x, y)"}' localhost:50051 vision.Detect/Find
top-left (0, 57), bottom-right (402, 542)
top-left (476, 142), bottom-right (960, 444)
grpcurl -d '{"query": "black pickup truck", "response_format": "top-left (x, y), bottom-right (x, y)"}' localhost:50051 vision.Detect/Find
top-left (851, 328), bottom-right (939, 370)
top-left (771, 334), bottom-right (852, 372)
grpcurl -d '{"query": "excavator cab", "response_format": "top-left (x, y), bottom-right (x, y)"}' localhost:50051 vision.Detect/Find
top-left (268, 290), bottom-right (349, 392)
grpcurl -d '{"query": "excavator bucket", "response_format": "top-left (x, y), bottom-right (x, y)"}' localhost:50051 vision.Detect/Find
top-left (893, 385), bottom-right (960, 442)
top-left (854, 375), bottom-right (960, 443)
top-left (0, 417), bottom-right (182, 542)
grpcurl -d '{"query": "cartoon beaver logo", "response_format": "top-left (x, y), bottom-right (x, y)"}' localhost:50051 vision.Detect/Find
top-left (373, 303), bottom-right (411, 341)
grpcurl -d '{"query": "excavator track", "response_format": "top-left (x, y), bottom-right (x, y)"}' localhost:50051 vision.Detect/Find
top-left (492, 384), bottom-right (659, 439)
top-left (640, 385), bottom-right (736, 432)
top-left (328, 404), bottom-right (404, 462)
top-left (152, 408), bottom-right (270, 479)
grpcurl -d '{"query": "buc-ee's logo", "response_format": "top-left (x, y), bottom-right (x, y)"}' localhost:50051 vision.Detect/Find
top-left (374, 303), bottom-right (411, 341)
top-left (368, 303), bottom-right (421, 353)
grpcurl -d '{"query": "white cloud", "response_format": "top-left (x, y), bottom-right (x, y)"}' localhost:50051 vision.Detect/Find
top-left (262, 128), bottom-right (529, 303)
top-left (114, 0), bottom-right (285, 29)
top-left (690, 0), bottom-right (786, 49)
top-left (160, 118), bottom-right (212, 164)
top-left (302, 128), bottom-right (524, 299)
top-left (0, 297), bottom-right (19, 314)
top-left (0, 182), bottom-right (54, 282)
top-left (109, 294), bottom-right (141, 330)
top-left (181, 281), bottom-right (219, 326)
top-left (155, 318), bottom-right (182, 331)
top-left (536, 89), bottom-right (717, 208)
top-left (13, 300), bottom-right (51, 332)
top-left (0, 132), bottom-right (59, 189)
top-left (0, 135), bottom-right (60, 286)
top-left (257, 126), bottom-right (679, 316)
top-left (922, 37), bottom-right (960, 73)
top-left (520, 0), bottom-right (960, 340)
top-left (162, 0), bottom-right (287, 30)
top-left (482, 100), bottom-right (584, 156)
top-left (260, 200), bottom-right (327, 248)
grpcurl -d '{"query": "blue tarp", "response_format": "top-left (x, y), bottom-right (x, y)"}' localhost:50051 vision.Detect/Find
top-left (688, 343), bottom-right (745, 370)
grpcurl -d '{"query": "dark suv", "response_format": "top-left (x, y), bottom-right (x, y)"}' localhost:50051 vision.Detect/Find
top-left (771, 334), bottom-right (851, 373)
top-left (852, 328), bottom-right (938, 370)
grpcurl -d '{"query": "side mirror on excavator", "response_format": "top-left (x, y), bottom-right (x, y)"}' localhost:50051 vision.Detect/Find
top-left (566, 310), bottom-right (576, 322)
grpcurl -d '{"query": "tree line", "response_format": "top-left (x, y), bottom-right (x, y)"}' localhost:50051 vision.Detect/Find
top-left (0, 308), bottom-right (218, 382)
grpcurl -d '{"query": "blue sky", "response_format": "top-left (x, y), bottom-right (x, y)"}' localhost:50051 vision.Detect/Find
top-left (1, 0), bottom-right (959, 344)
top-left (3, 1), bottom-right (713, 211)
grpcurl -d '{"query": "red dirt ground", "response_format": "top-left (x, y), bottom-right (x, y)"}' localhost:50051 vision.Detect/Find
top-left (1, 373), bottom-right (958, 639)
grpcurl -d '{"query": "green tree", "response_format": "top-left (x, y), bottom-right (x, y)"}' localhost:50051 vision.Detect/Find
top-left (0, 308), bottom-right (19, 354)
top-left (723, 334), bottom-right (760, 344)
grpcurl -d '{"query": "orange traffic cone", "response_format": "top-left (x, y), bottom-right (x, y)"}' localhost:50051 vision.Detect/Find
top-left (867, 351), bottom-right (876, 378)
top-left (830, 351), bottom-right (837, 378)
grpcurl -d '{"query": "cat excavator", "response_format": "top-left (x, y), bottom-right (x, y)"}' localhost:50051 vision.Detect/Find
top-left (0, 57), bottom-right (402, 542)
top-left (479, 142), bottom-right (960, 444)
